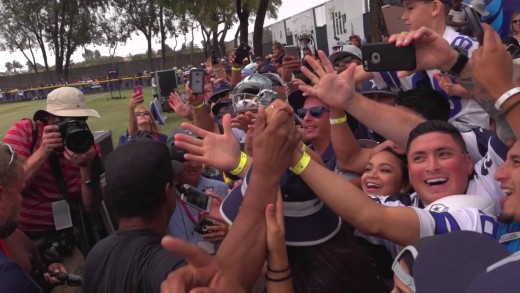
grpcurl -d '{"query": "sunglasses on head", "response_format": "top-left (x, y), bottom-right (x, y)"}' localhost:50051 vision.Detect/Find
top-left (297, 106), bottom-right (330, 119)
top-left (0, 142), bottom-right (16, 171)
top-left (512, 20), bottom-right (520, 24)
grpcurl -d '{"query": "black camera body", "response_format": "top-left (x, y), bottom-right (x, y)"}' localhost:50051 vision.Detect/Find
top-left (194, 218), bottom-right (214, 235)
top-left (56, 118), bottom-right (94, 154)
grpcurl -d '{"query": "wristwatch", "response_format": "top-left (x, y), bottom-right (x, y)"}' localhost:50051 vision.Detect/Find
top-left (446, 46), bottom-right (469, 76)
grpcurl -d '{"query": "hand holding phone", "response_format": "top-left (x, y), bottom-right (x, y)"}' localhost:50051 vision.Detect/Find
top-left (133, 86), bottom-right (143, 97)
top-left (285, 45), bottom-right (299, 59)
top-left (180, 184), bottom-right (212, 213)
top-left (361, 42), bottom-right (416, 72)
top-left (464, 6), bottom-right (484, 45)
top-left (190, 69), bottom-right (205, 94)
top-left (234, 43), bottom-right (251, 65)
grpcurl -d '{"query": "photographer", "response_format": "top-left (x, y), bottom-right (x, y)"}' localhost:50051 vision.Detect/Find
top-left (3, 87), bottom-right (103, 279)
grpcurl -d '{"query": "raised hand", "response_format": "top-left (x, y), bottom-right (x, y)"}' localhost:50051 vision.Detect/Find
top-left (169, 92), bottom-right (193, 119)
top-left (38, 125), bottom-right (63, 156)
top-left (230, 112), bottom-right (255, 132)
top-left (160, 237), bottom-right (245, 293)
top-left (174, 114), bottom-right (242, 172)
top-left (298, 50), bottom-right (358, 110)
top-left (129, 93), bottom-right (144, 110)
top-left (252, 105), bottom-right (302, 178)
top-left (472, 24), bottom-right (515, 98)
top-left (433, 71), bottom-right (471, 98)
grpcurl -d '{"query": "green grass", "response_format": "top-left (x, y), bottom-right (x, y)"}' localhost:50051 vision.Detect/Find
top-left (0, 87), bottom-right (185, 146)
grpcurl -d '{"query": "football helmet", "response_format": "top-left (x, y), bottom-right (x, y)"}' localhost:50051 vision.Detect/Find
top-left (231, 73), bottom-right (277, 114)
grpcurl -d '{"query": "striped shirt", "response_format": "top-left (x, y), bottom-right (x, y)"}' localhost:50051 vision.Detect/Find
top-left (3, 119), bottom-right (82, 232)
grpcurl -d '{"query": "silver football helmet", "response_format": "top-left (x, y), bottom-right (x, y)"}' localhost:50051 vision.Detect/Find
top-left (231, 73), bottom-right (277, 115)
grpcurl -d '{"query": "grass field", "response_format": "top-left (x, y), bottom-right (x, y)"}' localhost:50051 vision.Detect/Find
top-left (0, 87), bottom-right (185, 147)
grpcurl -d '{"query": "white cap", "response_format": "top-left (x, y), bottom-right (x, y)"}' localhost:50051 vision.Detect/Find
top-left (34, 87), bottom-right (100, 121)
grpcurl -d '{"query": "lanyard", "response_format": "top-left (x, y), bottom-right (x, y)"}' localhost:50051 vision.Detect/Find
top-left (0, 240), bottom-right (12, 259)
top-left (179, 200), bottom-right (200, 224)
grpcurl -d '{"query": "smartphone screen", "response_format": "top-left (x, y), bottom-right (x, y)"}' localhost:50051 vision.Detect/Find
top-left (133, 86), bottom-right (143, 96)
top-left (182, 184), bottom-right (210, 211)
top-left (463, 6), bottom-right (484, 45)
top-left (285, 45), bottom-right (299, 59)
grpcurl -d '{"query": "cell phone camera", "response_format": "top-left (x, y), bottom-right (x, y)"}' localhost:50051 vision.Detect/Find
top-left (370, 52), bottom-right (381, 64)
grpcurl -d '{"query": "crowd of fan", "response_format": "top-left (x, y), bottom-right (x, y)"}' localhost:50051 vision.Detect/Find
top-left (2, 1), bottom-right (520, 292)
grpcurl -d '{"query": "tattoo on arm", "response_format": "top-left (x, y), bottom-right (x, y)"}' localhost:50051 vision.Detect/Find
top-left (456, 63), bottom-right (516, 146)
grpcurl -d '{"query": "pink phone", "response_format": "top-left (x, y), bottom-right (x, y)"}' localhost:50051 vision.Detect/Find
top-left (133, 86), bottom-right (143, 96)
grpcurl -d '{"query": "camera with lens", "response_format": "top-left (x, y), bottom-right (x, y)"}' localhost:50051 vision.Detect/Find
top-left (194, 218), bottom-right (214, 235)
top-left (55, 118), bottom-right (94, 154)
top-left (40, 231), bottom-right (76, 263)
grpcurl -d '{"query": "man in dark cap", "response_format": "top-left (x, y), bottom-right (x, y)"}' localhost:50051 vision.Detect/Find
top-left (83, 139), bottom-right (185, 293)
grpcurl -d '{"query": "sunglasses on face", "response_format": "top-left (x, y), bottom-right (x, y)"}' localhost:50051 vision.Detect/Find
top-left (297, 106), bottom-right (330, 119)
top-left (136, 112), bottom-right (151, 117)
top-left (513, 20), bottom-right (520, 24)
top-left (0, 142), bottom-right (16, 170)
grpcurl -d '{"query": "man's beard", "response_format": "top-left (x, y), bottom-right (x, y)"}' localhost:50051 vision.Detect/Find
top-left (499, 211), bottom-right (515, 225)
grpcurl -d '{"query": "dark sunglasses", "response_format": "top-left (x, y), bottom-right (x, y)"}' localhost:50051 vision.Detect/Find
top-left (512, 20), bottom-right (520, 24)
top-left (136, 112), bottom-right (151, 117)
top-left (297, 106), bottom-right (330, 119)
top-left (0, 142), bottom-right (16, 170)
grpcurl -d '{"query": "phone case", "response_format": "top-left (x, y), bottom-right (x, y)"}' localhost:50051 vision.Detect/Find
top-left (464, 7), bottom-right (484, 45)
top-left (361, 42), bottom-right (416, 72)
top-left (285, 45), bottom-right (298, 58)
top-left (190, 69), bottom-right (205, 94)
top-left (235, 43), bottom-right (251, 64)
top-left (133, 86), bottom-right (143, 96)
top-left (182, 185), bottom-right (212, 213)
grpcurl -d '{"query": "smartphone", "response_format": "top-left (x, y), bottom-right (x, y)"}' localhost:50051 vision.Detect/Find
top-left (235, 43), bottom-right (251, 64)
top-left (210, 50), bottom-right (219, 65)
top-left (464, 6), bottom-right (484, 45)
top-left (285, 45), bottom-right (299, 59)
top-left (180, 184), bottom-right (212, 213)
top-left (361, 42), bottom-right (416, 72)
top-left (507, 44), bottom-right (519, 56)
top-left (190, 69), bottom-right (205, 94)
top-left (133, 85), bottom-right (143, 96)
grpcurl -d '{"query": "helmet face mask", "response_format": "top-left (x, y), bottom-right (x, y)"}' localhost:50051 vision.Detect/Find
top-left (231, 74), bottom-right (279, 115)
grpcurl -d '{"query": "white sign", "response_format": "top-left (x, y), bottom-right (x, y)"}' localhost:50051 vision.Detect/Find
top-left (270, 21), bottom-right (287, 44)
top-left (325, 0), bottom-right (366, 52)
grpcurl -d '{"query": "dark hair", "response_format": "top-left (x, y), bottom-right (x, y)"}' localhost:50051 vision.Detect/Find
top-left (395, 88), bottom-right (450, 121)
top-left (0, 145), bottom-right (23, 187)
top-left (287, 224), bottom-right (387, 293)
top-left (379, 147), bottom-right (409, 184)
top-left (111, 195), bottom-right (168, 219)
top-left (406, 120), bottom-right (467, 153)
top-left (510, 10), bottom-right (520, 36)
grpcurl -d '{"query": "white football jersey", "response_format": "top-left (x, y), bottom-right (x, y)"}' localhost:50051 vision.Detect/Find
top-left (372, 27), bottom-right (488, 131)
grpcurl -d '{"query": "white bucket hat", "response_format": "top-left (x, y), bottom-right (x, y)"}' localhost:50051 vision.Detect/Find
top-left (33, 87), bottom-right (100, 121)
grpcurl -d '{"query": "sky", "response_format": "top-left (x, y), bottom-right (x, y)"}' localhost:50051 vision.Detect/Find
top-left (0, 0), bottom-right (328, 73)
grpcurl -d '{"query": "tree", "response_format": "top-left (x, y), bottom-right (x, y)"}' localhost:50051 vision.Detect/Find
top-left (369, 0), bottom-right (388, 42)
top-left (112, 0), bottom-right (160, 70)
top-left (252, 0), bottom-right (280, 58)
top-left (12, 60), bottom-right (23, 73)
top-left (4, 62), bottom-right (13, 74)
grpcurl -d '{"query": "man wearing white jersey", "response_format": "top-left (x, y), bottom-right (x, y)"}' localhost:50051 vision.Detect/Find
top-left (358, 0), bottom-right (488, 131)
top-left (293, 24), bottom-right (518, 251)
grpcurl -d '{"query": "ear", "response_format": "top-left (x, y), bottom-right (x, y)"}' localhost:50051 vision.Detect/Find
top-left (465, 153), bottom-right (474, 175)
top-left (431, 0), bottom-right (443, 17)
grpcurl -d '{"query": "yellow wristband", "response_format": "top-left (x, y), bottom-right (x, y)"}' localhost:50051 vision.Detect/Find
top-left (329, 115), bottom-right (347, 125)
top-left (230, 152), bottom-right (248, 175)
top-left (191, 101), bottom-right (205, 109)
top-left (231, 66), bottom-right (242, 72)
top-left (290, 152), bottom-right (311, 175)
top-left (300, 143), bottom-right (307, 153)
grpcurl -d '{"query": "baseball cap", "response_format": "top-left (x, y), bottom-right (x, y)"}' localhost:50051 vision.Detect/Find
top-left (461, 0), bottom-right (489, 16)
top-left (34, 87), bottom-right (100, 121)
top-left (105, 138), bottom-right (173, 204)
top-left (254, 56), bottom-right (263, 62)
top-left (359, 79), bottom-right (398, 96)
top-left (211, 99), bottom-right (231, 117)
top-left (332, 41), bottom-right (347, 49)
top-left (466, 253), bottom-right (520, 293)
top-left (221, 167), bottom-right (342, 246)
top-left (209, 80), bottom-right (232, 103)
top-left (328, 45), bottom-right (362, 65)
top-left (392, 231), bottom-right (511, 293)
top-left (401, 0), bottom-right (453, 4)
top-left (258, 64), bottom-right (277, 74)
